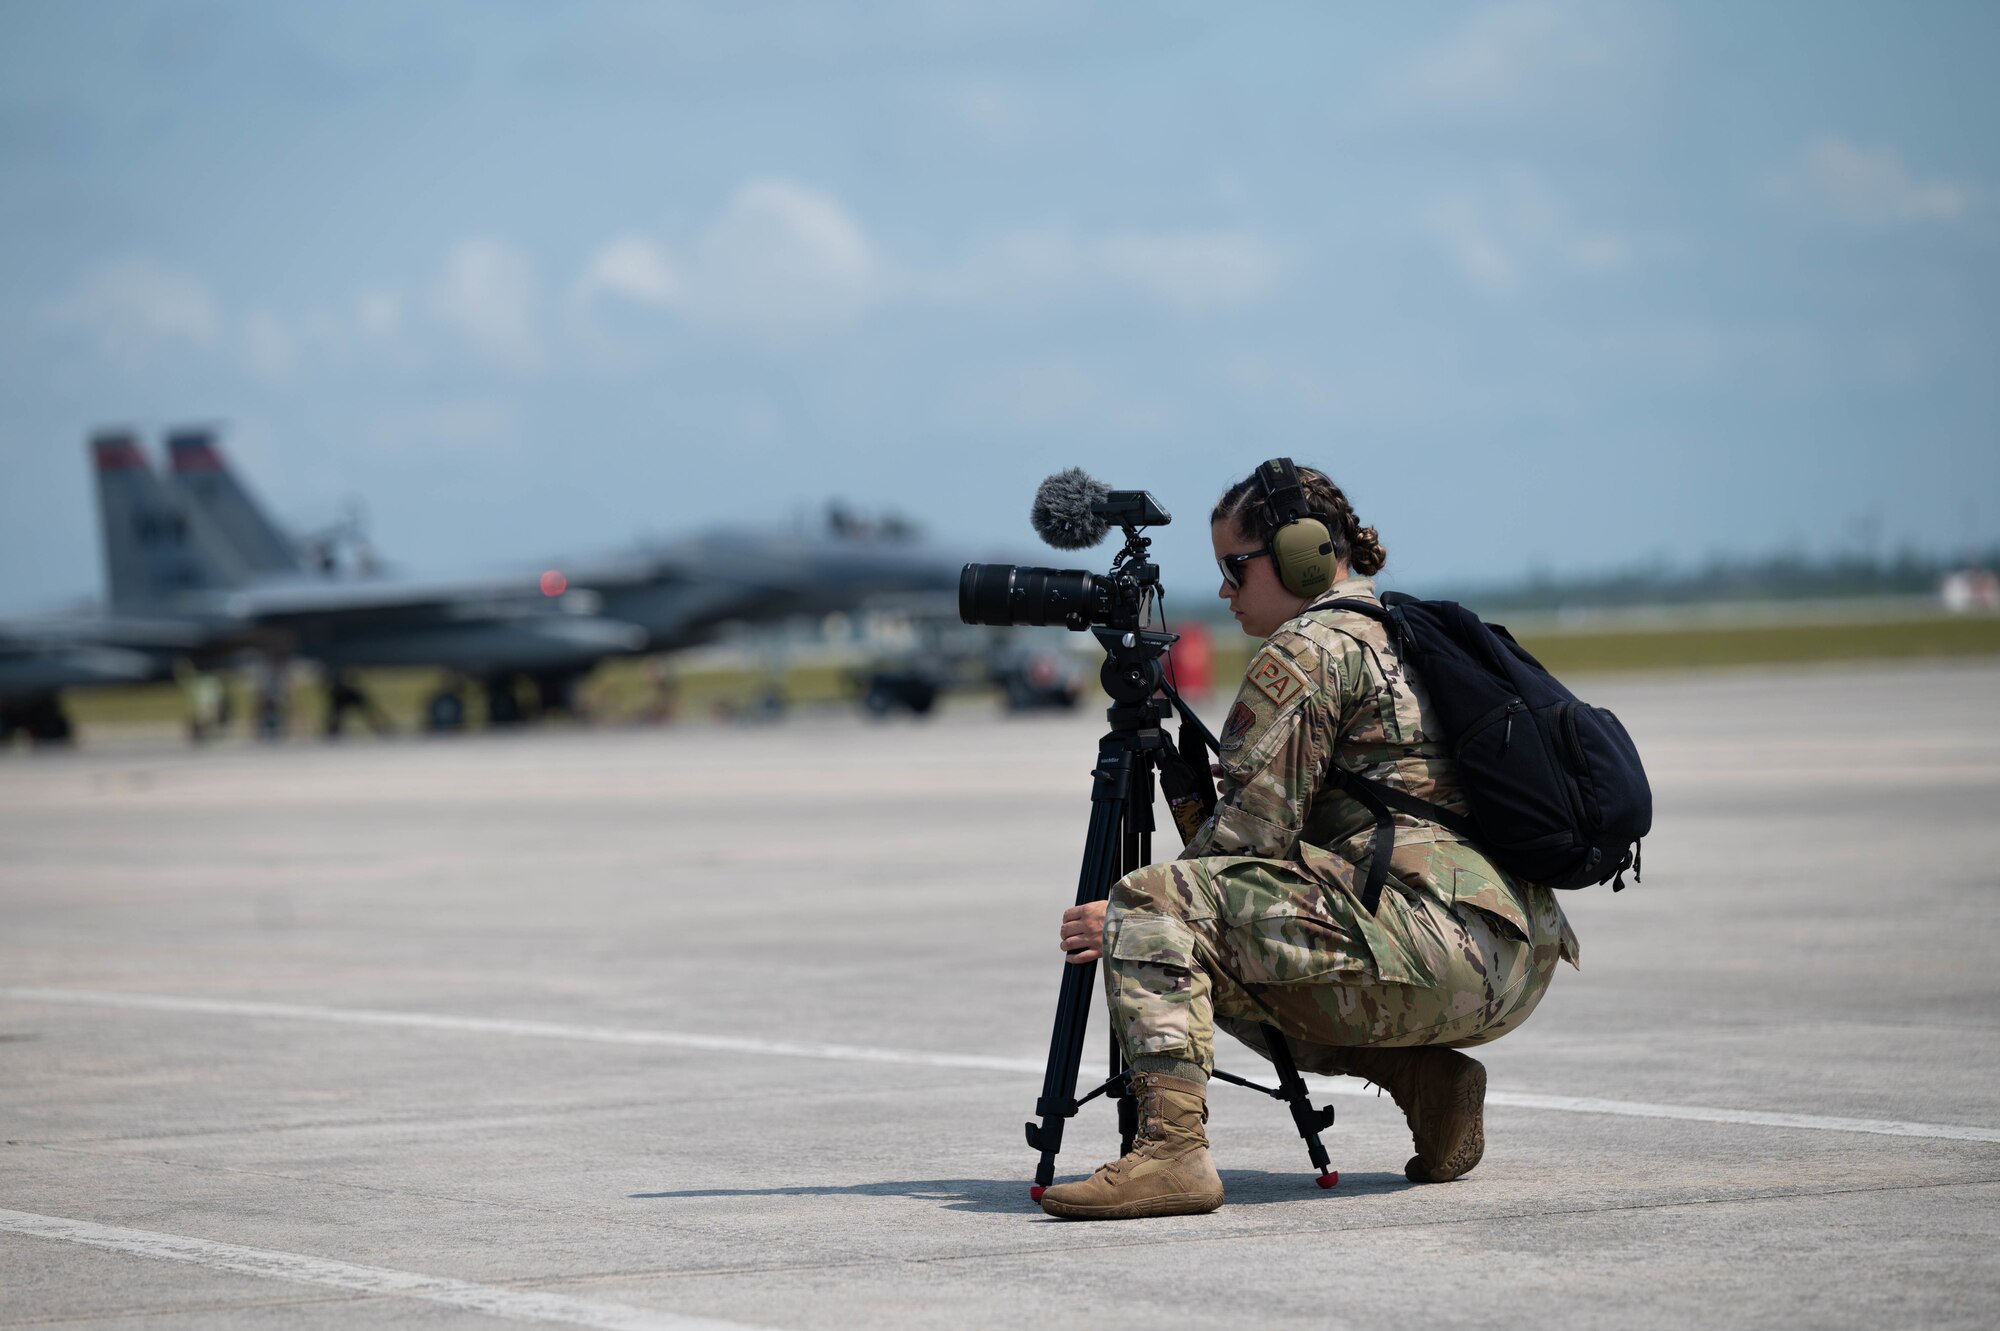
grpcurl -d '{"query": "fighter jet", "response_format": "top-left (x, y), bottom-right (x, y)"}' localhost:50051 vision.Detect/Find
top-left (163, 428), bottom-right (967, 726)
top-left (81, 430), bottom-right (647, 735)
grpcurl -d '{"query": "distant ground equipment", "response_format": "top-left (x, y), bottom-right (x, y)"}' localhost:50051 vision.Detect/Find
top-left (1941, 568), bottom-right (2000, 613)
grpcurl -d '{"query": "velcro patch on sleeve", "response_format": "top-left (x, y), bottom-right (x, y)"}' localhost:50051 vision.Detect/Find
top-left (1247, 648), bottom-right (1310, 709)
top-left (1219, 700), bottom-right (1257, 751)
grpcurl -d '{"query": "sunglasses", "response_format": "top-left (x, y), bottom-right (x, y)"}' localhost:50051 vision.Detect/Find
top-left (1216, 548), bottom-right (1272, 588)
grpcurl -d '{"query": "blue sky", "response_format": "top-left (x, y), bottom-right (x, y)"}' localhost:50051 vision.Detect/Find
top-left (2, 1), bottom-right (1994, 614)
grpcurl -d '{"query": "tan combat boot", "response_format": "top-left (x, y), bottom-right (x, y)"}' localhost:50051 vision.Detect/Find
top-left (1344, 1047), bottom-right (1487, 1183)
top-left (1036, 1072), bottom-right (1225, 1220)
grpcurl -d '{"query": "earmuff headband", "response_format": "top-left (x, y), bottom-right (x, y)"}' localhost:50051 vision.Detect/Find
top-left (1257, 457), bottom-right (1309, 528)
top-left (1253, 456), bottom-right (1338, 600)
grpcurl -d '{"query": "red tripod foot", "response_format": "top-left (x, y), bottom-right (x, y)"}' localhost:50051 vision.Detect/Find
top-left (1316, 1171), bottom-right (1339, 1189)
top-left (1030, 1185), bottom-right (1047, 1201)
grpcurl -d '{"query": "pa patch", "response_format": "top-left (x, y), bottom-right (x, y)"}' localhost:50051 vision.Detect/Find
top-left (1219, 700), bottom-right (1257, 751)
top-left (1247, 649), bottom-right (1310, 709)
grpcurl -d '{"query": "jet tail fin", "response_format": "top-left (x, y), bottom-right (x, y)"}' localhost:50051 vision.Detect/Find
top-left (166, 427), bottom-right (305, 576)
top-left (92, 431), bottom-right (249, 609)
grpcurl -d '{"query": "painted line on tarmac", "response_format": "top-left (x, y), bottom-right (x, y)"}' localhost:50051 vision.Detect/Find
top-left (0, 1208), bottom-right (769, 1331)
top-left (0, 987), bottom-right (1038, 1074)
top-left (1456, 1089), bottom-right (2000, 1142)
top-left (9, 986), bottom-right (2000, 1146)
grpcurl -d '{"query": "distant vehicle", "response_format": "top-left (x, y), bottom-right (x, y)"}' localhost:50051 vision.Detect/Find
top-left (1941, 568), bottom-right (2000, 613)
top-left (989, 643), bottom-right (1084, 712)
top-left (857, 661), bottom-right (949, 717)
top-left (852, 612), bottom-right (1085, 719)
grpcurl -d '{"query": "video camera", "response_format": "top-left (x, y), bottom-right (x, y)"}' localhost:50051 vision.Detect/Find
top-left (958, 470), bottom-right (1171, 632)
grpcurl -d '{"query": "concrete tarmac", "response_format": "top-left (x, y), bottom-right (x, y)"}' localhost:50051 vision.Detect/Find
top-left (2, 660), bottom-right (1997, 1330)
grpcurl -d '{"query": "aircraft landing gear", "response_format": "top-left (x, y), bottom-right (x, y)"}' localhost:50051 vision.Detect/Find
top-left (484, 677), bottom-right (525, 727)
top-left (3, 696), bottom-right (76, 748)
top-left (325, 670), bottom-right (393, 739)
top-left (424, 684), bottom-right (467, 732)
top-left (421, 672), bottom-right (585, 732)
top-left (533, 671), bottom-right (581, 718)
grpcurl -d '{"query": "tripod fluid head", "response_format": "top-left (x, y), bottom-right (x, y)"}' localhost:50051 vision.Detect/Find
top-left (1091, 625), bottom-right (1176, 714)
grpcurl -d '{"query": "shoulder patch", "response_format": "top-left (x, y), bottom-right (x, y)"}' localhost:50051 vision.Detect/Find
top-left (1219, 700), bottom-right (1257, 751)
top-left (1246, 648), bottom-right (1311, 709)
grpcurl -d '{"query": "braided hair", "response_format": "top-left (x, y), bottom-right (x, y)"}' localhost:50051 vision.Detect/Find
top-left (1211, 464), bottom-right (1387, 577)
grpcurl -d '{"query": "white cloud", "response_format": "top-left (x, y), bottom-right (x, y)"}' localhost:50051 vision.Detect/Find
top-left (51, 258), bottom-right (220, 361)
top-left (570, 182), bottom-right (875, 346)
top-left (565, 182), bottom-right (1289, 357)
top-left (572, 235), bottom-right (682, 310)
top-left (427, 238), bottom-right (542, 369)
top-left (566, 236), bottom-right (685, 365)
top-left (922, 225), bottom-right (1289, 315)
top-left (1772, 138), bottom-right (1969, 226)
top-left (1410, 2), bottom-right (1605, 106)
top-left (242, 309), bottom-right (297, 380)
top-left (1424, 172), bottom-right (1632, 292)
top-left (684, 179), bottom-right (877, 340)
top-left (1395, 0), bottom-right (1661, 119)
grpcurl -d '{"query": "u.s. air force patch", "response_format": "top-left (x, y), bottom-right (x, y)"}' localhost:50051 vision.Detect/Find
top-left (1219, 700), bottom-right (1256, 751)
top-left (1247, 647), bottom-right (1311, 708)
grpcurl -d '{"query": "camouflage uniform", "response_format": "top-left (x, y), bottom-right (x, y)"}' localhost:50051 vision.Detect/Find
top-left (1105, 576), bottom-right (1580, 1076)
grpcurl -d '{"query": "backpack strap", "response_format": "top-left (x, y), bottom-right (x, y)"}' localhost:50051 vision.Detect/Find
top-left (1338, 770), bottom-right (1476, 841)
top-left (1312, 593), bottom-right (1479, 911)
top-left (1326, 767), bottom-right (1478, 913)
top-left (1325, 768), bottom-right (1398, 914)
top-left (1314, 594), bottom-right (1410, 659)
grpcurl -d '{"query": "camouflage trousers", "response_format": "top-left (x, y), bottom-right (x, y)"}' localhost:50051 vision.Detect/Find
top-left (1102, 842), bottom-right (1569, 1076)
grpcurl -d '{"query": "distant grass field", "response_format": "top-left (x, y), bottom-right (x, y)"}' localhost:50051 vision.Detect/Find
top-left (1514, 615), bottom-right (2000, 673)
top-left (56, 656), bottom-right (862, 737)
top-left (1206, 612), bottom-right (2000, 683)
top-left (44, 610), bottom-right (2000, 740)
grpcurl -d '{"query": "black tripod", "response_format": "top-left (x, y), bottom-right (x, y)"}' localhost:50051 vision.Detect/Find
top-left (1025, 624), bottom-right (1339, 1199)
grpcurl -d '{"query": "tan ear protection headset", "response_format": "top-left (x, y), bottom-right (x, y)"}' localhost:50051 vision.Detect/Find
top-left (1254, 457), bottom-right (1338, 599)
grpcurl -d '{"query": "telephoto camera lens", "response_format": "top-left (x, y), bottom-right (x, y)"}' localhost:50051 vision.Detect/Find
top-left (959, 563), bottom-right (1103, 629)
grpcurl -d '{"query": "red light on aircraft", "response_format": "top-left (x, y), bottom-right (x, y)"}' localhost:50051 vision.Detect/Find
top-left (540, 570), bottom-right (568, 597)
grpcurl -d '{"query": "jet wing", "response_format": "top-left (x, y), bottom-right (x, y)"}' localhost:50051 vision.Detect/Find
top-left (0, 612), bottom-right (209, 652)
top-left (204, 572), bottom-right (589, 633)
top-left (561, 526), bottom-right (970, 652)
top-left (0, 617), bottom-right (192, 698)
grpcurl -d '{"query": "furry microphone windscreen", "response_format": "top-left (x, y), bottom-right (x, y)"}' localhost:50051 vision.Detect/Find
top-left (1029, 468), bottom-right (1112, 550)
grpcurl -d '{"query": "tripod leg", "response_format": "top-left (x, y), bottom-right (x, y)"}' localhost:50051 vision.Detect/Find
top-left (1112, 762), bottom-right (1149, 1160)
top-left (1265, 1026), bottom-right (1339, 1188)
top-left (1112, 755), bottom-right (1160, 1159)
top-left (1025, 739), bottom-right (1134, 1195)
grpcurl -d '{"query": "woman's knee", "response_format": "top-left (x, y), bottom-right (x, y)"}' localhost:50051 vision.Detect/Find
top-left (1108, 860), bottom-right (1206, 920)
